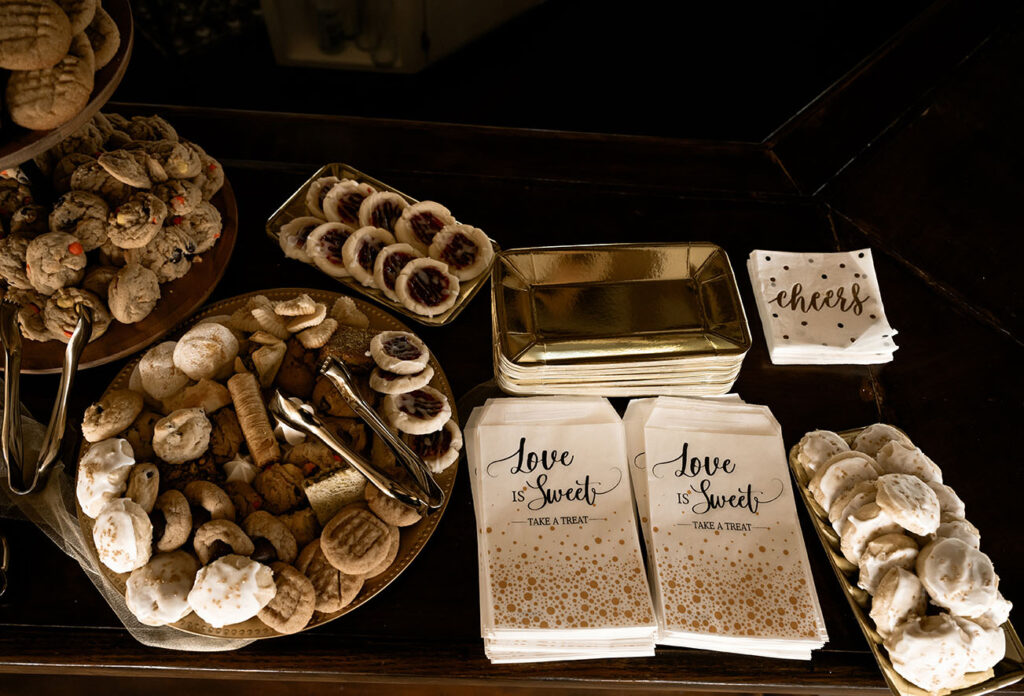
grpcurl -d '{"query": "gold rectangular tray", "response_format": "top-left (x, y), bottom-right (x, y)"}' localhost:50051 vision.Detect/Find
top-left (266, 163), bottom-right (498, 326)
top-left (788, 428), bottom-right (1024, 696)
top-left (491, 242), bottom-right (751, 367)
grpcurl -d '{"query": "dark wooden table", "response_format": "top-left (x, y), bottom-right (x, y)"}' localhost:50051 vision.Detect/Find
top-left (1, 1), bottom-right (1021, 693)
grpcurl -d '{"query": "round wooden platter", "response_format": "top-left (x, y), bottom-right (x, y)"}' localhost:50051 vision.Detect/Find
top-left (76, 288), bottom-right (459, 640)
top-left (0, 0), bottom-right (134, 170)
top-left (14, 177), bottom-right (239, 374)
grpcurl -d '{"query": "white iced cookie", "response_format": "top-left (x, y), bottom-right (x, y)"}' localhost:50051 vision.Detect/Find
top-left (875, 473), bottom-right (941, 536)
top-left (858, 533), bottom-right (918, 594)
top-left (809, 451), bottom-right (880, 512)
top-left (870, 567), bottom-right (927, 638)
top-left (93, 498), bottom-right (153, 574)
top-left (951, 616), bottom-right (1006, 673)
top-left (884, 614), bottom-right (971, 692)
top-left (829, 479), bottom-right (878, 536)
top-left (187, 554), bottom-right (276, 628)
top-left (77, 438), bottom-right (135, 518)
top-left (305, 222), bottom-right (355, 278)
top-left (370, 331), bottom-right (429, 375)
top-left (369, 365), bottom-right (434, 394)
top-left (933, 517), bottom-right (981, 550)
top-left (138, 341), bottom-right (189, 400)
top-left (394, 201), bottom-right (455, 254)
top-left (980, 592), bottom-right (1013, 627)
top-left (840, 502), bottom-right (902, 564)
top-left (382, 387), bottom-right (452, 435)
top-left (427, 224), bottom-right (494, 281)
top-left (278, 216), bottom-right (323, 263)
top-left (917, 538), bottom-right (998, 617)
top-left (852, 423), bottom-right (913, 457)
top-left (796, 429), bottom-right (849, 474)
top-left (927, 481), bottom-right (966, 519)
top-left (394, 258), bottom-right (460, 317)
top-left (223, 454), bottom-right (257, 484)
top-left (876, 441), bottom-right (942, 483)
top-left (125, 551), bottom-right (199, 626)
top-left (153, 408), bottom-right (212, 465)
top-left (173, 323), bottom-right (239, 381)
top-left (341, 226), bottom-right (395, 287)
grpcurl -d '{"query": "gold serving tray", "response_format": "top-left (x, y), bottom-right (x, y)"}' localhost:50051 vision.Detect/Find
top-left (788, 427), bottom-right (1023, 696)
top-left (265, 163), bottom-right (499, 327)
top-left (492, 242), bottom-right (751, 367)
top-left (76, 289), bottom-right (459, 640)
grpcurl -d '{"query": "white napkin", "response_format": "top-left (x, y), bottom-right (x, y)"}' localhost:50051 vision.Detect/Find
top-left (466, 396), bottom-right (657, 663)
top-left (624, 396), bottom-right (828, 659)
top-left (747, 249), bottom-right (898, 364)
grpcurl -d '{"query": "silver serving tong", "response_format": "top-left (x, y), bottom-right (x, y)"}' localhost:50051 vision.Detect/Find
top-left (319, 356), bottom-right (445, 510)
top-left (267, 390), bottom-right (441, 514)
top-left (1, 300), bottom-right (92, 496)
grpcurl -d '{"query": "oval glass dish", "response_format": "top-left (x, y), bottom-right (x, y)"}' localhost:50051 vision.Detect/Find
top-left (75, 288), bottom-right (459, 639)
top-left (788, 426), bottom-right (1023, 696)
top-left (265, 163), bottom-right (498, 327)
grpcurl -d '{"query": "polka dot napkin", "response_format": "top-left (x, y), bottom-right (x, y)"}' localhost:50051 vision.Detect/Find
top-left (746, 249), bottom-right (898, 365)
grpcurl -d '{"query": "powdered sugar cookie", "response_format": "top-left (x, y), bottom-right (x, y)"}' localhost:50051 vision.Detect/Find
top-left (394, 257), bottom-right (459, 317)
top-left (341, 226), bottom-right (395, 286)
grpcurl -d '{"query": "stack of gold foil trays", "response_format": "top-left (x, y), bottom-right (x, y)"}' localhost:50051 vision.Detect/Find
top-left (491, 243), bottom-right (751, 396)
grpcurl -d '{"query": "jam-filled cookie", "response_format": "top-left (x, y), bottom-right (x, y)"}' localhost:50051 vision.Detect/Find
top-left (403, 418), bottom-right (462, 473)
top-left (394, 201), bottom-right (455, 255)
top-left (278, 216), bottom-right (323, 263)
top-left (357, 191), bottom-right (406, 233)
top-left (306, 222), bottom-right (356, 278)
top-left (394, 258), bottom-right (459, 317)
top-left (369, 331), bottom-right (429, 375)
top-left (341, 226), bottom-right (395, 287)
top-left (322, 179), bottom-right (375, 226)
top-left (305, 176), bottom-right (339, 217)
top-left (382, 387), bottom-right (452, 435)
top-left (372, 243), bottom-right (422, 301)
top-left (428, 224), bottom-right (493, 281)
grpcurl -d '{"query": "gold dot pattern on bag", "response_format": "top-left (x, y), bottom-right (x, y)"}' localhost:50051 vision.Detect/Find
top-left (485, 528), bottom-right (653, 630)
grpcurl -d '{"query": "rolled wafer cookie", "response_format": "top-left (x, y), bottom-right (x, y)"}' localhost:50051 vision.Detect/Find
top-left (227, 372), bottom-right (281, 468)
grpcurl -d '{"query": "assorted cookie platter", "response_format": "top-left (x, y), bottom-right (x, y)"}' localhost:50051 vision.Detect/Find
top-left (74, 289), bottom-right (460, 639)
top-left (0, 0), bottom-right (133, 170)
top-left (266, 163), bottom-right (499, 327)
top-left (789, 426), bottom-right (1023, 696)
top-left (0, 111), bottom-right (238, 373)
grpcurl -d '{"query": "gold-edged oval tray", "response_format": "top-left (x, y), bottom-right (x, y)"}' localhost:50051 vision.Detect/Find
top-left (0, 0), bottom-right (134, 170)
top-left (14, 177), bottom-right (239, 374)
top-left (265, 163), bottom-right (498, 327)
top-left (75, 288), bottom-right (458, 639)
top-left (789, 427), bottom-right (1023, 696)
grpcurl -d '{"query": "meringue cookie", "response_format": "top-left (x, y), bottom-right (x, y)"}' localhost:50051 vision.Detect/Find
top-left (173, 323), bottom-right (239, 381)
top-left (858, 533), bottom-right (918, 594)
top-left (884, 613), bottom-right (971, 692)
top-left (223, 454), bottom-right (258, 484)
top-left (870, 567), bottom-right (927, 638)
top-left (852, 423), bottom-right (913, 458)
top-left (796, 429), bottom-right (849, 474)
top-left (875, 473), bottom-right (941, 536)
top-left (840, 502), bottom-right (902, 564)
top-left (153, 408), bottom-right (211, 465)
top-left (810, 451), bottom-right (880, 512)
top-left (951, 615), bottom-right (1006, 673)
top-left (933, 517), bottom-right (981, 549)
top-left (917, 538), bottom-right (998, 617)
top-left (76, 438), bottom-right (135, 518)
top-left (125, 551), bottom-right (199, 626)
top-left (138, 341), bottom-right (190, 400)
top-left (876, 441), bottom-right (942, 483)
top-left (828, 479), bottom-right (878, 536)
top-left (93, 498), bottom-right (153, 573)
top-left (927, 481), bottom-right (966, 519)
top-left (187, 554), bottom-right (276, 628)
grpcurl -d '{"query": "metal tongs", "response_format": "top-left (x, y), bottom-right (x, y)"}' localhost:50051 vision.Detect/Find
top-left (267, 356), bottom-right (445, 514)
top-left (1, 300), bottom-right (92, 496)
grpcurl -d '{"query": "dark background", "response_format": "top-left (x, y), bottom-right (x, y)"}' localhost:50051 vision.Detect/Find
top-left (119, 0), bottom-right (933, 141)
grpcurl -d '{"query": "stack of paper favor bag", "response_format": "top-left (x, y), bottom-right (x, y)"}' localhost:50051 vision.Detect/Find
top-left (466, 395), bottom-right (828, 663)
